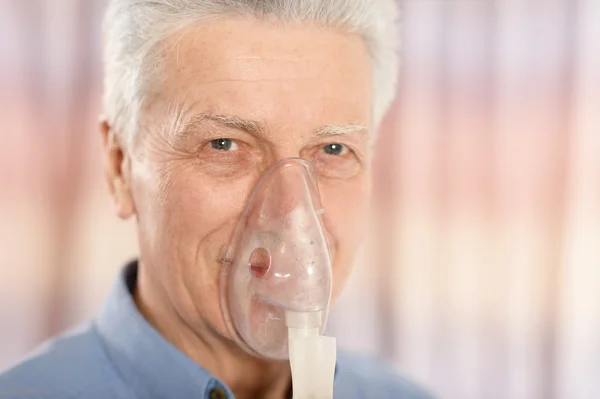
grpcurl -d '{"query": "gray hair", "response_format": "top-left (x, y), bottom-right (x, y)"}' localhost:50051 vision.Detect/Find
top-left (102, 0), bottom-right (400, 148)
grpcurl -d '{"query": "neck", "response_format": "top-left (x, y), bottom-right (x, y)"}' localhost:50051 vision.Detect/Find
top-left (134, 263), bottom-right (292, 399)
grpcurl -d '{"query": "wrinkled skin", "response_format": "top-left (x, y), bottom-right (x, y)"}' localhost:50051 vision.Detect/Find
top-left (101, 17), bottom-right (373, 399)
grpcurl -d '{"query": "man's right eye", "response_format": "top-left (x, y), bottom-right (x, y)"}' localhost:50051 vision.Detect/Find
top-left (210, 138), bottom-right (238, 151)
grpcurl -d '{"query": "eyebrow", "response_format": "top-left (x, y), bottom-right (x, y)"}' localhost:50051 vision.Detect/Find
top-left (200, 113), bottom-right (265, 135)
top-left (171, 112), bottom-right (266, 141)
top-left (313, 123), bottom-right (368, 138)
top-left (176, 112), bottom-right (368, 140)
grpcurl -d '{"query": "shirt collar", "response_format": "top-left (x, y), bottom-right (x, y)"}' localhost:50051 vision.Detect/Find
top-left (94, 260), bottom-right (234, 399)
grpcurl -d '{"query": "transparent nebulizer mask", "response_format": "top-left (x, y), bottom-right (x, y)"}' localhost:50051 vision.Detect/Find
top-left (220, 158), bottom-right (337, 399)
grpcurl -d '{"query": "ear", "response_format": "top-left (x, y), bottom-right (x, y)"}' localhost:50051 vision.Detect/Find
top-left (100, 119), bottom-right (136, 219)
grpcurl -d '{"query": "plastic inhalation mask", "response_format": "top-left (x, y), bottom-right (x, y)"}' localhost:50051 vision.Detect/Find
top-left (220, 158), bottom-right (337, 399)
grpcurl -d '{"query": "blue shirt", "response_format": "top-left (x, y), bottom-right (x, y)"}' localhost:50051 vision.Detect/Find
top-left (0, 261), bottom-right (433, 399)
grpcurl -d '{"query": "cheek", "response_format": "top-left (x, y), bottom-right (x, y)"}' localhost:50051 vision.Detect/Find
top-left (131, 160), bottom-right (258, 292)
top-left (162, 171), bottom-right (259, 276)
top-left (132, 160), bottom-right (263, 334)
top-left (320, 174), bottom-right (371, 271)
top-left (323, 173), bottom-right (370, 231)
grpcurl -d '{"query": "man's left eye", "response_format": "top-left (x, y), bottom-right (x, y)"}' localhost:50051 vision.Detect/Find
top-left (321, 143), bottom-right (347, 156)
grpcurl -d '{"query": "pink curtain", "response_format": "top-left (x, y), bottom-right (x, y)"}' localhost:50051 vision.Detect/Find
top-left (329, 2), bottom-right (600, 399)
top-left (1, 1), bottom-right (598, 398)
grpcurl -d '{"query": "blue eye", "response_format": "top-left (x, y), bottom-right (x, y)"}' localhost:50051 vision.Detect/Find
top-left (210, 139), bottom-right (237, 151)
top-left (323, 143), bottom-right (345, 156)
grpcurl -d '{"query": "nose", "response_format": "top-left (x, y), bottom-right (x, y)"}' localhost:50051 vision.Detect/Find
top-left (255, 158), bottom-right (322, 221)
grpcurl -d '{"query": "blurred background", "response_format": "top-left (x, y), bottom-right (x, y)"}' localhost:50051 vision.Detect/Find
top-left (1, 1), bottom-right (599, 398)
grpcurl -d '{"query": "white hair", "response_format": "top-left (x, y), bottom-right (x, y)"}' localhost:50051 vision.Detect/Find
top-left (102, 0), bottom-right (400, 147)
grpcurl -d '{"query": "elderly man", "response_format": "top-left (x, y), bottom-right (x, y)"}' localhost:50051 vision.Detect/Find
top-left (0, 1), bottom-right (432, 398)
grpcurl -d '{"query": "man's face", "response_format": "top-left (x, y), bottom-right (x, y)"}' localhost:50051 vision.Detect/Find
top-left (124, 18), bottom-right (373, 339)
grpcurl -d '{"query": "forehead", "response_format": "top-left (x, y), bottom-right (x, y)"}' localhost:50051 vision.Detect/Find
top-left (163, 17), bottom-right (369, 77)
top-left (151, 17), bottom-right (372, 131)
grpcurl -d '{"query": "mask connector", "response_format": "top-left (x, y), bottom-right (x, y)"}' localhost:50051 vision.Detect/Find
top-left (286, 311), bottom-right (336, 399)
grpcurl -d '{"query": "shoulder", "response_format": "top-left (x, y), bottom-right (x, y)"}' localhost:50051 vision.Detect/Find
top-left (0, 323), bottom-right (131, 399)
top-left (335, 350), bottom-right (435, 399)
